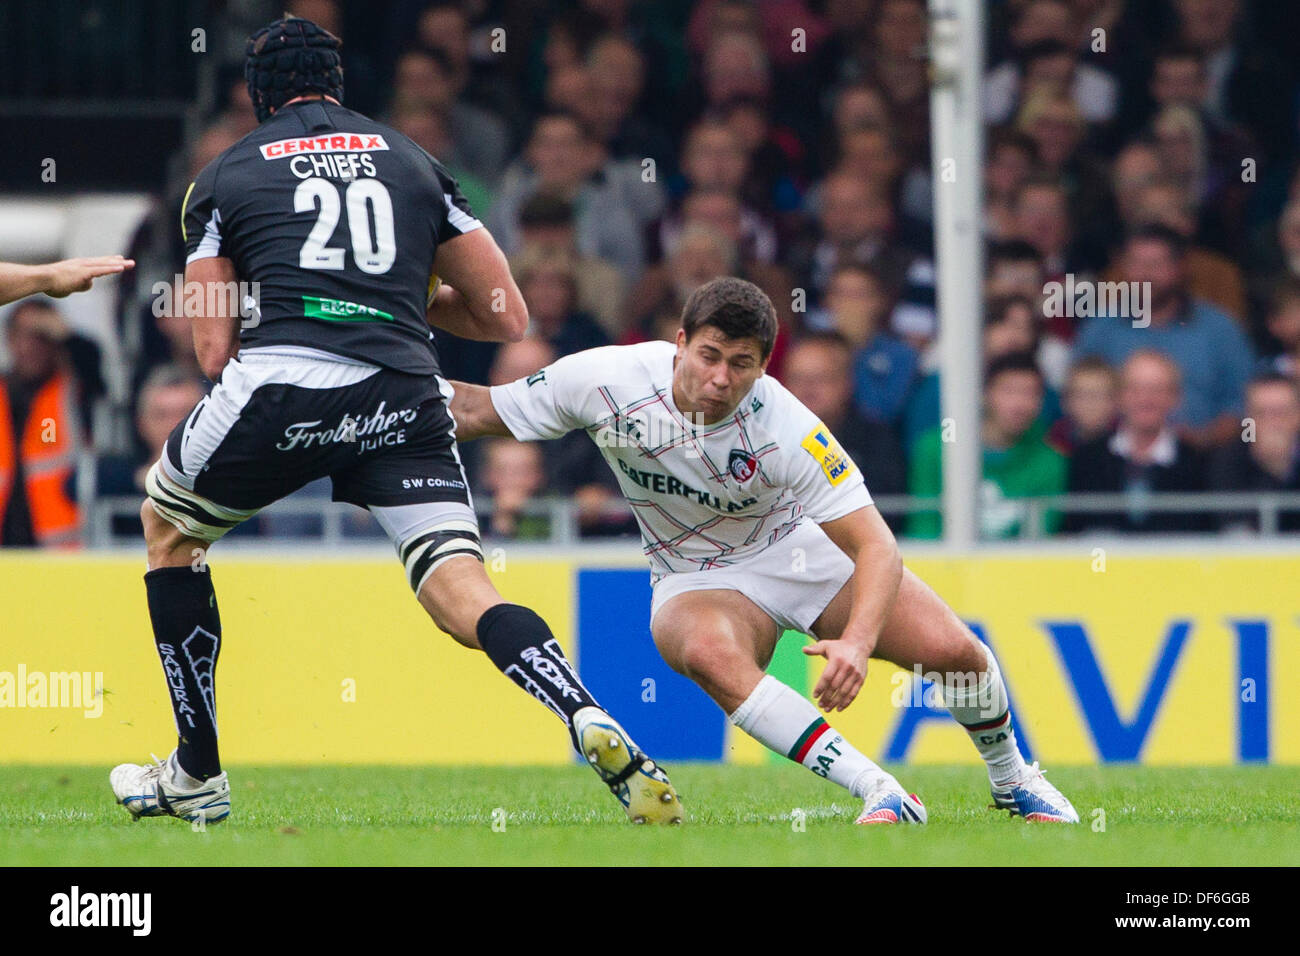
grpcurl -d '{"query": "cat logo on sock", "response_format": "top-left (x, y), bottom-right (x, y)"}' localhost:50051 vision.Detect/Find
top-left (800, 424), bottom-right (853, 486)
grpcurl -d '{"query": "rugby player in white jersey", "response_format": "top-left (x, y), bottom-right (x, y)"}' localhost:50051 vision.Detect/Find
top-left (450, 277), bottom-right (1079, 824)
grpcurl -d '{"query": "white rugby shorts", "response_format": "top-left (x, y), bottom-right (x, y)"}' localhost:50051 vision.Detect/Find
top-left (649, 518), bottom-right (854, 634)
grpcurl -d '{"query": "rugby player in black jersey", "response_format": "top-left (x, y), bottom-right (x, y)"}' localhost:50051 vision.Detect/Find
top-left (109, 15), bottom-right (681, 826)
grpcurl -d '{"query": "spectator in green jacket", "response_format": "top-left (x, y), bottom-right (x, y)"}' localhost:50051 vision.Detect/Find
top-left (908, 352), bottom-right (1066, 539)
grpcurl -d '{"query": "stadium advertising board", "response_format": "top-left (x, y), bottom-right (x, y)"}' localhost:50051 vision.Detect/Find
top-left (2, 554), bottom-right (1293, 765)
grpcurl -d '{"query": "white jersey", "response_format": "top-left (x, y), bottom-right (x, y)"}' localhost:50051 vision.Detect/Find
top-left (490, 341), bottom-right (872, 579)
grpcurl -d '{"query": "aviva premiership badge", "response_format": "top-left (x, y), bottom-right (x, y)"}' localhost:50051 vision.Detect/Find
top-left (728, 448), bottom-right (758, 482)
top-left (800, 424), bottom-right (853, 486)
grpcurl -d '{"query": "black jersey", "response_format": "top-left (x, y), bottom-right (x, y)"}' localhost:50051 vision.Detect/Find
top-left (181, 99), bottom-right (480, 375)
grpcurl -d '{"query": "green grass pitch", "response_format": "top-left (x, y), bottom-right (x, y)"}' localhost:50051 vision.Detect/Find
top-left (2, 764), bottom-right (1296, 866)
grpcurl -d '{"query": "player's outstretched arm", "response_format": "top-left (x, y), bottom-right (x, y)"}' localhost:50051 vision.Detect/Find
top-left (185, 256), bottom-right (242, 380)
top-left (427, 228), bottom-right (528, 343)
top-left (804, 506), bottom-right (904, 712)
top-left (447, 380), bottom-right (514, 441)
top-left (0, 255), bottom-right (134, 305)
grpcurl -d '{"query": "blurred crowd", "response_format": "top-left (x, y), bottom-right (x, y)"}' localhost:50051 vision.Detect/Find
top-left (5, 0), bottom-right (1300, 546)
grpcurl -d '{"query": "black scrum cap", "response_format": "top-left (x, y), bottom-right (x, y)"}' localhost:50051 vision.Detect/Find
top-left (245, 16), bottom-right (344, 123)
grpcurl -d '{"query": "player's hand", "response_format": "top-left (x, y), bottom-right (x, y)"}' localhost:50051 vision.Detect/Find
top-left (44, 255), bottom-right (135, 297)
top-left (803, 638), bottom-right (871, 712)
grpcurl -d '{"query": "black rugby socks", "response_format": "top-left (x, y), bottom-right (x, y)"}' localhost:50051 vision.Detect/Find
top-left (476, 603), bottom-right (601, 747)
top-left (144, 566), bottom-right (223, 781)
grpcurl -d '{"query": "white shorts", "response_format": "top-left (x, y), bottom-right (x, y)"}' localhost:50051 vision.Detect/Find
top-left (649, 519), bottom-right (855, 634)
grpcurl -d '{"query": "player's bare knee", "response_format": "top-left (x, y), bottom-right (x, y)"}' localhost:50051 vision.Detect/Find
top-left (680, 632), bottom-right (744, 685)
top-left (442, 611), bottom-right (480, 647)
top-left (142, 500), bottom-right (190, 569)
top-left (407, 534), bottom-right (493, 647)
top-left (418, 589), bottom-right (469, 644)
top-left (417, 573), bottom-right (496, 649)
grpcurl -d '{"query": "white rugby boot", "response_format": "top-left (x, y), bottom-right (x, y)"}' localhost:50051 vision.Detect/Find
top-left (990, 761), bottom-right (1079, 823)
top-left (855, 778), bottom-right (927, 824)
top-left (110, 751), bottom-right (231, 825)
top-left (573, 706), bottom-right (683, 825)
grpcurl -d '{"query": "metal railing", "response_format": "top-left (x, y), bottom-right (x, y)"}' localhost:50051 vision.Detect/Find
top-left (1017, 491), bottom-right (1300, 538)
top-left (79, 491), bottom-right (1300, 549)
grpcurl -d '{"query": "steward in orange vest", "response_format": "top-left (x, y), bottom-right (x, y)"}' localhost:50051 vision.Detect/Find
top-left (0, 370), bottom-right (82, 546)
top-left (1, 302), bottom-right (89, 546)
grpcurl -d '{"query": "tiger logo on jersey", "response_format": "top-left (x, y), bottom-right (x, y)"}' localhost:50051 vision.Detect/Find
top-left (728, 449), bottom-right (758, 482)
top-left (800, 424), bottom-right (854, 486)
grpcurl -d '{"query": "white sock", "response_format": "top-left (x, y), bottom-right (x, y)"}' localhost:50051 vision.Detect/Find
top-left (729, 675), bottom-right (893, 798)
top-left (166, 753), bottom-right (205, 790)
top-left (942, 643), bottom-right (1027, 786)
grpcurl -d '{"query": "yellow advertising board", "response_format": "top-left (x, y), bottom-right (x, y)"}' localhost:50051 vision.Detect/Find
top-left (1, 552), bottom-right (1294, 765)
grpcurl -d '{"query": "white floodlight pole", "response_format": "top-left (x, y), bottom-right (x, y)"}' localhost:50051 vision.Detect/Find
top-left (927, 0), bottom-right (986, 546)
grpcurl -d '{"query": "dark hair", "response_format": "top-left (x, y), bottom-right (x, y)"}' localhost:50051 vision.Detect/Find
top-left (1247, 371), bottom-right (1300, 399)
top-left (1124, 222), bottom-right (1188, 259)
top-left (987, 239), bottom-right (1043, 267)
top-left (519, 191), bottom-right (575, 228)
top-left (401, 44), bottom-right (455, 77)
top-left (1154, 43), bottom-right (1205, 69)
top-left (1014, 0), bottom-right (1069, 27)
top-left (791, 329), bottom-right (853, 355)
top-left (985, 294), bottom-right (1038, 327)
top-left (139, 363), bottom-right (205, 397)
top-left (680, 277), bottom-right (778, 359)
top-left (532, 109), bottom-right (590, 140)
top-left (5, 298), bottom-right (59, 335)
top-left (986, 126), bottom-right (1039, 163)
top-left (710, 94), bottom-right (768, 124)
top-left (1019, 39), bottom-right (1075, 69)
top-left (983, 351), bottom-right (1044, 389)
top-left (420, 0), bottom-right (468, 23)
